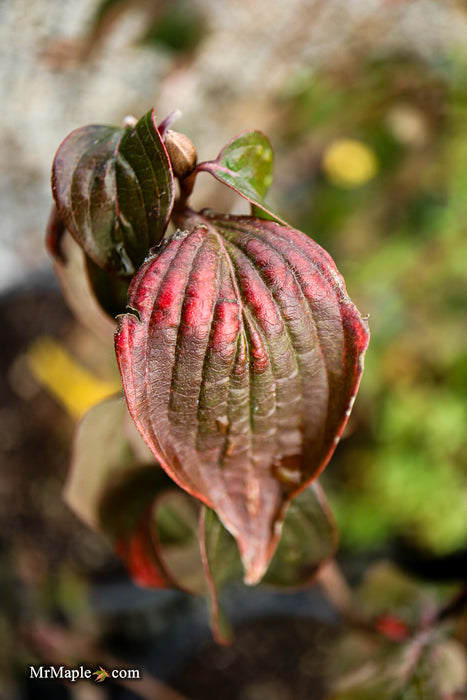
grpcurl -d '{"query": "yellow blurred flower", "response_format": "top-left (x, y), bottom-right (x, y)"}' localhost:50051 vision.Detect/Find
top-left (323, 138), bottom-right (378, 188)
top-left (27, 336), bottom-right (119, 419)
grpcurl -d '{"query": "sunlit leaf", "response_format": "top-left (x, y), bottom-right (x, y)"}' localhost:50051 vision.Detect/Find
top-left (52, 109), bottom-right (174, 275)
top-left (116, 212), bottom-right (369, 584)
top-left (197, 131), bottom-right (285, 222)
top-left (64, 395), bottom-right (154, 531)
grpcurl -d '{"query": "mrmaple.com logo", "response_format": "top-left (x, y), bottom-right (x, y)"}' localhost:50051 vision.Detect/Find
top-left (29, 665), bottom-right (140, 682)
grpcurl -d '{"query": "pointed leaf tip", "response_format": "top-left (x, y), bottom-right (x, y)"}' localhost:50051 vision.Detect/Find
top-left (201, 482), bottom-right (337, 640)
top-left (115, 212), bottom-right (369, 582)
top-left (197, 131), bottom-right (285, 224)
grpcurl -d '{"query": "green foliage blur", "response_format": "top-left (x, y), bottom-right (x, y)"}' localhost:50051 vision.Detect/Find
top-left (276, 53), bottom-right (467, 558)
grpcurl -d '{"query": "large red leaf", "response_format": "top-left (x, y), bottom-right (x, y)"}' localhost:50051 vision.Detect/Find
top-left (115, 211), bottom-right (369, 584)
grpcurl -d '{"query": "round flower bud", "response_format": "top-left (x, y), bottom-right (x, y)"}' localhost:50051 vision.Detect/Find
top-left (164, 130), bottom-right (197, 181)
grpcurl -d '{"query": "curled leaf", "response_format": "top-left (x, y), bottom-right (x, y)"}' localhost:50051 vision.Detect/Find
top-left (64, 396), bottom-right (154, 532)
top-left (115, 211), bottom-right (369, 584)
top-left (110, 485), bottom-right (204, 591)
top-left (197, 131), bottom-right (285, 222)
top-left (48, 224), bottom-right (123, 339)
top-left (52, 109), bottom-right (174, 275)
top-left (64, 396), bottom-right (204, 591)
top-left (46, 207), bottom-right (131, 328)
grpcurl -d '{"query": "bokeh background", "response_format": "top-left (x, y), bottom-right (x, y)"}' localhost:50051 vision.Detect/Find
top-left (1, 1), bottom-right (467, 698)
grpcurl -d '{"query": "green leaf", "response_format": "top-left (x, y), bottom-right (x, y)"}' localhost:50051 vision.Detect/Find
top-left (152, 490), bottom-right (206, 594)
top-left (197, 131), bottom-right (286, 223)
top-left (52, 109), bottom-right (175, 275)
top-left (142, 0), bottom-right (206, 54)
top-left (250, 202), bottom-right (281, 221)
top-left (264, 483), bottom-right (338, 587)
top-left (85, 256), bottom-right (131, 319)
top-left (199, 506), bottom-right (241, 644)
top-left (200, 483), bottom-right (337, 643)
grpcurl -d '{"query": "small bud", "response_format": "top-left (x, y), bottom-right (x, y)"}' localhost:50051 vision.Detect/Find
top-left (164, 130), bottom-right (197, 180)
top-left (123, 114), bottom-right (137, 128)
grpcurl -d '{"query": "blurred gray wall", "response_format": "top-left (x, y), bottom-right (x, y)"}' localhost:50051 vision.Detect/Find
top-left (1, 0), bottom-right (467, 291)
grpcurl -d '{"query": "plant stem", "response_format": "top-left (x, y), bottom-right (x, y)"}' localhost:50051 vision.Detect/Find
top-left (316, 559), bottom-right (376, 633)
top-left (437, 585), bottom-right (467, 624)
top-left (177, 171), bottom-right (196, 208)
top-left (316, 560), bottom-right (356, 619)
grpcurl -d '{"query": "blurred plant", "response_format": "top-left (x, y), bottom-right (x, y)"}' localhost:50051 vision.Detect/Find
top-left (44, 49), bottom-right (467, 696)
top-left (44, 0), bottom-right (207, 66)
top-left (326, 562), bottom-right (467, 699)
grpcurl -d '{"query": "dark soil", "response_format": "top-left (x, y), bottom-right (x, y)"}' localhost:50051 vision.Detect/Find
top-left (171, 615), bottom-right (336, 700)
